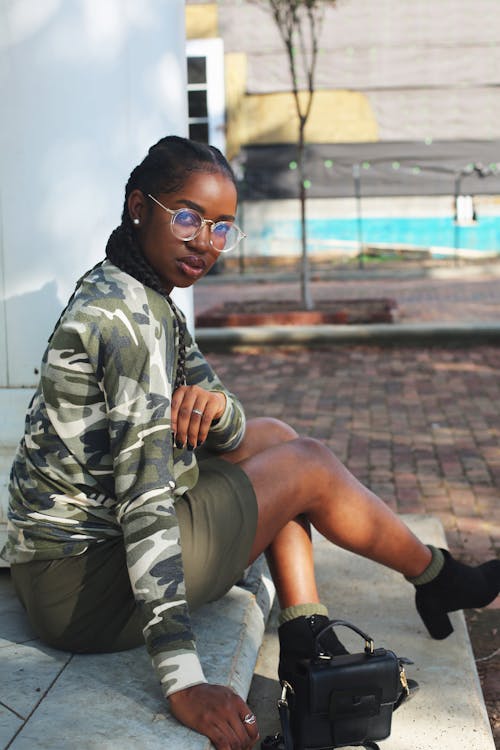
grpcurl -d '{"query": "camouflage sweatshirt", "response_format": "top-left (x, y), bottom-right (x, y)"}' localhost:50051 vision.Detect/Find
top-left (2, 260), bottom-right (246, 697)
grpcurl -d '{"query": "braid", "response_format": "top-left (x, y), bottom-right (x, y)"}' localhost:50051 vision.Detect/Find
top-left (106, 220), bottom-right (187, 389)
top-left (105, 135), bottom-right (235, 389)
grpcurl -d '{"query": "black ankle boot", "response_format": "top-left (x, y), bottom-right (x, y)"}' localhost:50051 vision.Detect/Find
top-left (278, 614), bottom-right (348, 684)
top-left (415, 549), bottom-right (500, 639)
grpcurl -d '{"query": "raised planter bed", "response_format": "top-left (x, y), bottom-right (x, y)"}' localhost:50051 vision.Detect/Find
top-left (196, 298), bottom-right (398, 327)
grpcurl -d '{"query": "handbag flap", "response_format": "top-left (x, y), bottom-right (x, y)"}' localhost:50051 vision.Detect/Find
top-left (329, 687), bottom-right (382, 720)
top-left (307, 648), bottom-right (400, 715)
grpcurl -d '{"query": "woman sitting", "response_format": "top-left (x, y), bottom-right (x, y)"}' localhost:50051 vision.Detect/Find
top-left (3, 136), bottom-right (499, 750)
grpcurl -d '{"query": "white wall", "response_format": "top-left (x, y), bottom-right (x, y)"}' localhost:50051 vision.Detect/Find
top-left (0, 0), bottom-right (191, 549)
top-left (0, 0), bottom-right (192, 388)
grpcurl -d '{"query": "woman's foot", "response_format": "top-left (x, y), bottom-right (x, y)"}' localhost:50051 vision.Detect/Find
top-left (413, 548), bottom-right (500, 639)
top-left (278, 613), bottom-right (347, 684)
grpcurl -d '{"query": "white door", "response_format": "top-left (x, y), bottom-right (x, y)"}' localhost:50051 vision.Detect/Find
top-left (186, 38), bottom-right (226, 154)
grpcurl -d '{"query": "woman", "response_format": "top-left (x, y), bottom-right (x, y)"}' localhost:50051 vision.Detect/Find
top-left (2, 136), bottom-right (499, 750)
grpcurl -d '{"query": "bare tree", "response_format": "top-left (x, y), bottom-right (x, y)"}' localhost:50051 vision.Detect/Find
top-left (252, 0), bottom-right (337, 309)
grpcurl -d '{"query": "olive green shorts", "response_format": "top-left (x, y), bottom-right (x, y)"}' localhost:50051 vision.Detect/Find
top-left (10, 456), bottom-right (258, 653)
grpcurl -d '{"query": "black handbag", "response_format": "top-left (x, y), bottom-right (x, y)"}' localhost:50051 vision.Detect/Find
top-left (262, 619), bottom-right (411, 750)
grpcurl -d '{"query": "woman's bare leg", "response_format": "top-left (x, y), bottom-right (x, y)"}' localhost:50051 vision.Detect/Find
top-left (243, 436), bottom-right (431, 576)
top-left (265, 515), bottom-right (321, 608)
top-left (221, 418), bottom-right (320, 607)
top-left (222, 418), bottom-right (432, 608)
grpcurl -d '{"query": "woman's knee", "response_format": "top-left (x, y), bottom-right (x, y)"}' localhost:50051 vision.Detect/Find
top-left (245, 417), bottom-right (298, 447)
top-left (223, 418), bottom-right (299, 465)
top-left (290, 435), bottom-right (332, 461)
top-left (288, 436), bottom-right (345, 487)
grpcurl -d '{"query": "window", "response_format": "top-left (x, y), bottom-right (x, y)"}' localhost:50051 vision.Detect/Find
top-left (186, 38), bottom-right (225, 153)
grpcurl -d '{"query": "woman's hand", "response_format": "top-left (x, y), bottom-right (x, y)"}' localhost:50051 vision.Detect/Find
top-left (171, 385), bottom-right (226, 449)
top-left (168, 683), bottom-right (259, 750)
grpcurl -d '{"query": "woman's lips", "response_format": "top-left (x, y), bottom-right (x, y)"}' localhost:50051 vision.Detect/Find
top-left (177, 255), bottom-right (207, 279)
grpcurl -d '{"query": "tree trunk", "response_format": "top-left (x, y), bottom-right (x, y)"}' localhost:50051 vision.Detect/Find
top-left (298, 121), bottom-right (313, 310)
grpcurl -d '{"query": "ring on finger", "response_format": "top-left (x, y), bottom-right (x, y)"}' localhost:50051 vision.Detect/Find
top-left (243, 713), bottom-right (256, 725)
top-left (192, 408), bottom-right (204, 417)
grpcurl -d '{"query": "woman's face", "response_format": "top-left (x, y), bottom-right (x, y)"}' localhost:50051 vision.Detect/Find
top-left (129, 171), bottom-right (238, 293)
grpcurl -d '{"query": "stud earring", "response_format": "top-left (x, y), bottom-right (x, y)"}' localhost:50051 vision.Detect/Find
top-left (132, 218), bottom-right (140, 226)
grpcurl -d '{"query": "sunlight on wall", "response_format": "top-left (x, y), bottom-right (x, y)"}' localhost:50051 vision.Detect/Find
top-left (185, 2), bottom-right (218, 39)
top-left (240, 90), bottom-right (379, 147)
top-left (1, 0), bottom-right (188, 386)
top-left (0, 0), bottom-right (61, 47)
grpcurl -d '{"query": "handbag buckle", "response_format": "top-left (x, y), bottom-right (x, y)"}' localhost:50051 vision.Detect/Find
top-left (399, 664), bottom-right (410, 697)
top-left (279, 680), bottom-right (294, 708)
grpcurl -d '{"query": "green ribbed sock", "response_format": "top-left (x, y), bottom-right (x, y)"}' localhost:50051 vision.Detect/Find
top-left (405, 545), bottom-right (445, 585)
top-left (278, 602), bottom-right (329, 626)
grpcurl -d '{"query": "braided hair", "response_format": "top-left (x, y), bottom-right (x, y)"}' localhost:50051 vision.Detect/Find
top-left (105, 135), bottom-right (236, 389)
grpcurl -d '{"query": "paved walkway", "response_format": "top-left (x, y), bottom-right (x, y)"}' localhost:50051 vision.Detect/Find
top-left (195, 263), bottom-right (500, 746)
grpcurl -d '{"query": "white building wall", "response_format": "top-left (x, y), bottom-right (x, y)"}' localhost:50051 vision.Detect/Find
top-left (0, 0), bottom-right (190, 552)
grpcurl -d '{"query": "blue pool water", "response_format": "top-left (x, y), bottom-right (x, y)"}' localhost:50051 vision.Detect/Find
top-left (266, 215), bottom-right (500, 255)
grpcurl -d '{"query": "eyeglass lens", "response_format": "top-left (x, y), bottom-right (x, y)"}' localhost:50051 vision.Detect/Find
top-left (171, 209), bottom-right (240, 252)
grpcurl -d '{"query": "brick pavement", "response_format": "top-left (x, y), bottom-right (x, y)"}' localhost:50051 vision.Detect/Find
top-left (204, 345), bottom-right (500, 561)
top-left (194, 267), bottom-right (500, 745)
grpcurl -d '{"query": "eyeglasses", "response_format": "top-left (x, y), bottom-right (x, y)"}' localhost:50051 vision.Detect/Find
top-left (147, 194), bottom-right (246, 253)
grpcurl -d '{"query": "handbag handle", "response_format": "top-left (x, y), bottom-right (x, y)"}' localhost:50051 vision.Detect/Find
top-left (314, 618), bottom-right (374, 657)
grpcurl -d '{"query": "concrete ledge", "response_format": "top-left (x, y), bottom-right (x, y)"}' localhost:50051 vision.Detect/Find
top-left (0, 557), bottom-right (275, 750)
top-left (1, 518), bottom-right (495, 749)
top-left (0, 389), bottom-right (36, 567)
top-left (248, 515), bottom-right (496, 750)
top-left (196, 322), bottom-right (500, 348)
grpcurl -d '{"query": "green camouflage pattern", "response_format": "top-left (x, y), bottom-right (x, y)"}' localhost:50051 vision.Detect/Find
top-left (1, 260), bottom-right (246, 696)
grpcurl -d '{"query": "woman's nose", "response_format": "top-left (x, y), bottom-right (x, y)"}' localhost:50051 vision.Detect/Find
top-left (192, 223), bottom-right (217, 253)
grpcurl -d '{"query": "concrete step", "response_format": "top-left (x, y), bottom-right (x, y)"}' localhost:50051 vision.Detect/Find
top-left (0, 388), bottom-right (37, 568)
top-left (196, 321), bottom-right (500, 348)
top-left (0, 557), bottom-right (275, 750)
top-left (248, 514), bottom-right (496, 749)
top-left (0, 447), bottom-right (16, 566)
top-left (1, 516), bottom-right (495, 749)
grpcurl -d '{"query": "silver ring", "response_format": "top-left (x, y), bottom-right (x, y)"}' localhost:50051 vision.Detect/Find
top-left (192, 408), bottom-right (204, 417)
top-left (243, 713), bottom-right (256, 725)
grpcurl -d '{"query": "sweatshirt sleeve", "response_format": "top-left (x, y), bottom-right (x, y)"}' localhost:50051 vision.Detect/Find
top-left (185, 331), bottom-right (246, 453)
top-left (78, 291), bottom-right (208, 698)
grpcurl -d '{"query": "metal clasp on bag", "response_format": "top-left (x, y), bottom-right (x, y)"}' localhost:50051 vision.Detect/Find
top-left (278, 680), bottom-right (294, 708)
top-left (399, 664), bottom-right (410, 697)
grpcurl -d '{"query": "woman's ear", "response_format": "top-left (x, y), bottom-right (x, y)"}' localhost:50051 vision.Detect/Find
top-left (127, 189), bottom-right (146, 226)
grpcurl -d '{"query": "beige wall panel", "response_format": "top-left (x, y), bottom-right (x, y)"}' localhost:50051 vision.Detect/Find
top-left (219, 0), bottom-right (499, 56)
top-left (368, 87), bottom-right (500, 142)
top-left (225, 53), bottom-right (248, 160)
top-left (241, 91), bottom-right (378, 146)
top-left (185, 3), bottom-right (218, 39)
top-left (245, 45), bottom-right (500, 93)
